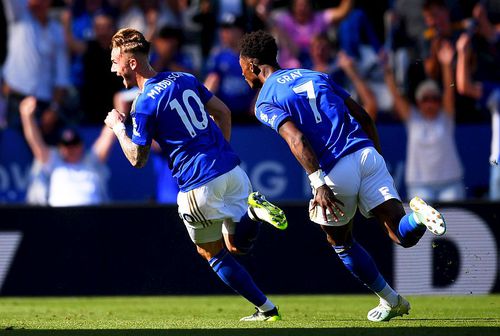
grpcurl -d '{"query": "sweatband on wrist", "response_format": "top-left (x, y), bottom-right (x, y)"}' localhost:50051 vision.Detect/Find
top-left (308, 169), bottom-right (326, 189)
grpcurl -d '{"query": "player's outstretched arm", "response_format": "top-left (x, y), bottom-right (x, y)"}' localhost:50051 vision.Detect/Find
top-left (104, 109), bottom-right (150, 168)
top-left (344, 97), bottom-right (382, 153)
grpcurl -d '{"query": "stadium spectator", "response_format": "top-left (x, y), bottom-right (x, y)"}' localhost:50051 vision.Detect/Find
top-left (336, 7), bottom-right (382, 72)
top-left (77, 10), bottom-right (122, 124)
top-left (61, 0), bottom-right (110, 89)
top-left (19, 96), bottom-right (115, 206)
top-left (456, 32), bottom-right (500, 200)
top-left (384, 41), bottom-right (465, 201)
top-left (337, 51), bottom-right (378, 120)
top-left (150, 25), bottom-right (194, 74)
top-left (384, 0), bottom-right (427, 93)
top-left (271, 0), bottom-right (353, 67)
top-left (2, 0), bottom-right (70, 144)
top-left (239, 30), bottom-right (446, 322)
top-left (204, 14), bottom-right (257, 124)
top-left (112, 0), bottom-right (153, 39)
top-left (105, 28), bottom-right (287, 321)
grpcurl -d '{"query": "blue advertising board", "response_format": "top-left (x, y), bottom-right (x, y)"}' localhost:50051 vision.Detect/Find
top-left (0, 124), bottom-right (491, 203)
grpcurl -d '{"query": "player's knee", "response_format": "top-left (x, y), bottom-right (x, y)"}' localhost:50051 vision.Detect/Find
top-left (226, 244), bottom-right (249, 255)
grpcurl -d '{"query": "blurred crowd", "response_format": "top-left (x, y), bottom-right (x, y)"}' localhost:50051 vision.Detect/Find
top-left (0, 0), bottom-right (499, 205)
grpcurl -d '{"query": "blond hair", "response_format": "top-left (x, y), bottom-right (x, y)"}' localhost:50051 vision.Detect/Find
top-left (111, 28), bottom-right (150, 55)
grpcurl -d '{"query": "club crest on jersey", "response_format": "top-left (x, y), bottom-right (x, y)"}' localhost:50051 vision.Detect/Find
top-left (276, 70), bottom-right (302, 84)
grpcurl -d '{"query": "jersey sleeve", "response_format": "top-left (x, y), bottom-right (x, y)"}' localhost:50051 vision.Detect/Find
top-left (131, 96), bottom-right (156, 146)
top-left (255, 102), bottom-right (290, 132)
top-left (328, 75), bottom-right (351, 100)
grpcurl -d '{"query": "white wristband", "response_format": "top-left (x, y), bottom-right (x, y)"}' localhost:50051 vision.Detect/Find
top-left (308, 169), bottom-right (326, 189)
top-left (112, 122), bottom-right (126, 135)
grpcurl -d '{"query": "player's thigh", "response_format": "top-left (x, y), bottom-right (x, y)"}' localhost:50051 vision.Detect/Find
top-left (177, 167), bottom-right (250, 243)
top-left (177, 185), bottom-right (224, 244)
top-left (320, 220), bottom-right (354, 246)
top-left (357, 147), bottom-right (401, 218)
top-left (222, 166), bottom-right (253, 224)
top-left (310, 153), bottom-right (361, 226)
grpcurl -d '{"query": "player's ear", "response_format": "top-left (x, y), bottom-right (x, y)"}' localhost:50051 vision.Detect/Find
top-left (251, 63), bottom-right (261, 76)
top-left (129, 57), bottom-right (137, 70)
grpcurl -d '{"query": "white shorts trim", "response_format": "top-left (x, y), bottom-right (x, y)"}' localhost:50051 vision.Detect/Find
top-left (309, 147), bottom-right (401, 226)
top-left (177, 166), bottom-right (252, 243)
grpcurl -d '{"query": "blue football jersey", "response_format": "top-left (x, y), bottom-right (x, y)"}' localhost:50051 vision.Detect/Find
top-left (255, 68), bottom-right (373, 174)
top-left (131, 72), bottom-right (240, 191)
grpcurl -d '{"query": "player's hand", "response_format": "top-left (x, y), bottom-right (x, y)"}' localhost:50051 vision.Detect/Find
top-left (311, 185), bottom-right (344, 222)
top-left (104, 109), bottom-right (125, 129)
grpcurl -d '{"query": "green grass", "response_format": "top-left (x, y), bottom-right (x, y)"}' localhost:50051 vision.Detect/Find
top-left (0, 295), bottom-right (499, 335)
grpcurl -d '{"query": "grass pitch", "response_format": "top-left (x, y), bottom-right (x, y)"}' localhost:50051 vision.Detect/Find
top-left (0, 295), bottom-right (499, 335)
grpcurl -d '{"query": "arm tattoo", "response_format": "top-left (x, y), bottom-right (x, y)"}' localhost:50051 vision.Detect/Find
top-left (114, 129), bottom-right (150, 168)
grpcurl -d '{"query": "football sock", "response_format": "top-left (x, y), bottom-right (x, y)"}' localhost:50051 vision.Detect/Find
top-left (376, 283), bottom-right (399, 307)
top-left (209, 248), bottom-right (267, 307)
top-left (397, 213), bottom-right (426, 247)
top-left (257, 298), bottom-right (276, 312)
top-left (234, 213), bottom-right (261, 253)
top-left (334, 242), bottom-right (393, 300)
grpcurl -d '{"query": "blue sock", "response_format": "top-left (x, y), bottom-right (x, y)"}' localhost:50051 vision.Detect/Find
top-left (234, 213), bottom-right (261, 253)
top-left (209, 248), bottom-right (267, 307)
top-left (333, 242), bottom-right (386, 293)
top-left (397, 213), bottom-right (426, 247)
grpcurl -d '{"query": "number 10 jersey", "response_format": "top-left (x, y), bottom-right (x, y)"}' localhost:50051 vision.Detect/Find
top-left (131, 71), bottom-right (240, 192)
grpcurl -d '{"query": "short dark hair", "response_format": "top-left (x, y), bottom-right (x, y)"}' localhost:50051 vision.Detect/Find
top-left (111, 28), bottom-right (150, 55)
top-left (239, 30), bottom-right (278, 66)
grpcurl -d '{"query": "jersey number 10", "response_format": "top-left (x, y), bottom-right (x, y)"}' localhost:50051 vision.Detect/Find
top-left (169, 89), bottom-right (209, 137)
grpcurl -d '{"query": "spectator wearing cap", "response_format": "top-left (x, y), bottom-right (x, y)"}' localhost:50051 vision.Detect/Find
top-left (384, 41), bottom-right (465, 201)
top-left (19, 96), bottom-right (116, 206)
top-left (204, 13), bottom-right (257, 124)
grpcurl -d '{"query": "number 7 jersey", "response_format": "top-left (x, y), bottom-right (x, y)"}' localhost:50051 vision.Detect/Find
top-left (255, 68), bottom-right (373, 174)
top-left (131, 72), bottom-right (240, 192)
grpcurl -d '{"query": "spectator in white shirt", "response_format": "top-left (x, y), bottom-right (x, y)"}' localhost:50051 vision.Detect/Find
top-left (20, 96), bottom-right (115, 206)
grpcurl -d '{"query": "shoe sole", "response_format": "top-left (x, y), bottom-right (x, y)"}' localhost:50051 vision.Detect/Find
top-left (248, 193), bottom-right (288, 230)
top-left (410, 197), bottom-right (446, 236)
